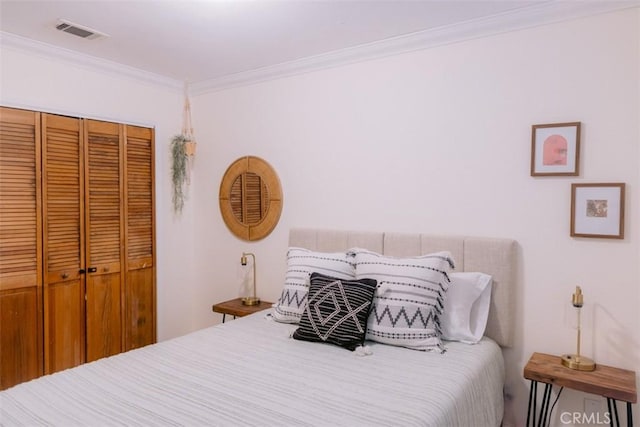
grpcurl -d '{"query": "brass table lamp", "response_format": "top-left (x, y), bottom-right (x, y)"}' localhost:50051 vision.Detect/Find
top-left (240, 252), bottom-right (260, 306)
top-left (561, 286), bottom-right (596, 371)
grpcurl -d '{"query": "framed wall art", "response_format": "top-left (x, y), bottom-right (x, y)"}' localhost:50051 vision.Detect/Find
top-left (571, 183), bottom-right (625, 239)
top-left (531, 122), bottom-right (581, 176)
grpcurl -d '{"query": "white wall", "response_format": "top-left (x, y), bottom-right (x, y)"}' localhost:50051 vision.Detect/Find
top-left (0, 45), bottom-right (199, 341)
top-left (191, 8), bottom-right (639, 426)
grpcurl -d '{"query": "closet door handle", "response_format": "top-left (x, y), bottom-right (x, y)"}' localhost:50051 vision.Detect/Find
top-left (87, 267), bottom-right (97, 273)
top-left (79, 269), bottom-right (86, 274)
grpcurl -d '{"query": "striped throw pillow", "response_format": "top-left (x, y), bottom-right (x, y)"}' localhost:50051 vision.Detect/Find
top-left (272, 248), bottom-right (356, 323)
top-left (352, 249), bottom-right (455, 352)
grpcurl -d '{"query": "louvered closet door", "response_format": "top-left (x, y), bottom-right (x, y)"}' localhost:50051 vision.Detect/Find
top-left (41, 113), bottom-right (85, 374)
top-left (0, 107), bottom-right (43, 389)
top-left (84, 119), bottom-right (123, 362)
top-left (124, 125), bottom-right (155, 350)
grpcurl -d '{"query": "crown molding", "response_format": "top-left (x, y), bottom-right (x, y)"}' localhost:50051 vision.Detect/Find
top-left (191, 1), bottom-right (639, 95)
top-left (0, 31), bottom-right (183, 91)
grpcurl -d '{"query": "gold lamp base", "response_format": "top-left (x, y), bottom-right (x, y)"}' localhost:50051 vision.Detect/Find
top-left (241, 297), bottom-right (261, 306)
top-left (561, 354), bottom-right (596, 371)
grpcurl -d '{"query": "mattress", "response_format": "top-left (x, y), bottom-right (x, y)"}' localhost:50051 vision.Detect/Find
top-left (1, 310), bottom-right (504, 426)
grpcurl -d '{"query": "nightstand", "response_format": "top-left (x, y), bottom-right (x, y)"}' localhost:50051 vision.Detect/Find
top-left (212, 297), bottom-right (273, 323)
top-left (524, 352), bottom-right (637, 427)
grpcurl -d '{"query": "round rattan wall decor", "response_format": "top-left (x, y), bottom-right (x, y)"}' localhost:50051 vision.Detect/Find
top-left (219, 156), bottom-right (282, 241)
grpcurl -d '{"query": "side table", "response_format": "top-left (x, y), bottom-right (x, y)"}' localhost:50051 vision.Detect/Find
top-left (212, 297), bottom-right (273, 323)
top-left (524, 352), bottom-right (637, 427)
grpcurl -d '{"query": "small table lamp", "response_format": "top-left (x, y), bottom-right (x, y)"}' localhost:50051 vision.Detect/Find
top-left (561, 286), bottom-right (596, 371)
top-left (240, 252), bottom-right (260, 306)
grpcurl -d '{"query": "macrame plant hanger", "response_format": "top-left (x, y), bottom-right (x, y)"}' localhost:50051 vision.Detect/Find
top-left (170, 82), bottom-right (197, 215)
top-left (182, 82), bottom-right (196, 184)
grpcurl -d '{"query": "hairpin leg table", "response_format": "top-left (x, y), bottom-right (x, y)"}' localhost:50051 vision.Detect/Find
top-left (524, 352), bottom-right (636, 427)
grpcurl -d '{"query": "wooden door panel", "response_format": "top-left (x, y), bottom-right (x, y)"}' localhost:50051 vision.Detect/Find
top-left (42, 114), bottom-right (83, 280)
top-left (85, 119), bottom-right (123, 360)
top-left (86, 272), bottom-right (121, 361)
top-left (44, 280), bottom-right (83, 372)
top-left (85, 120), bottom-right (121, 273)
top-left (125, 126), bottom-right (154, 265)
top-left (125, 267), bottom-right (154, 350)
top-left (0, 107), bottom-right (42, 389)
top-left (41, 113), bottom-right (85, 374)
top-left (0, 108), bottom-right (41, 286)
top-left (124, 125), bottom-right (155, 350)
top-left (0, 288), bottom-right (40, 390)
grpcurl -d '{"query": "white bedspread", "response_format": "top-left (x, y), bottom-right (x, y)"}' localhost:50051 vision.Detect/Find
top-left (1, 310), bottom-right (504, 427)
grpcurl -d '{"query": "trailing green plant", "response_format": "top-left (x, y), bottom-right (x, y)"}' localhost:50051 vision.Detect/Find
top-left (170, 134), bottom-right (190, 214)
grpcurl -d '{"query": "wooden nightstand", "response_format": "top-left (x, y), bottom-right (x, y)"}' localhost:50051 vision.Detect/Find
top-left (524, 352), bottom-right (637, 427)
top-left (212, 297), bottom-right (273, 323)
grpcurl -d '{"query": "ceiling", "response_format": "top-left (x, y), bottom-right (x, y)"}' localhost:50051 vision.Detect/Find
top-left (1, 1), bottom-right (638, 93)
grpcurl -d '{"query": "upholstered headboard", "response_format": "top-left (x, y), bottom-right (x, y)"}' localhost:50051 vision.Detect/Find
top-left (289, 228), bottom-right (517, 348)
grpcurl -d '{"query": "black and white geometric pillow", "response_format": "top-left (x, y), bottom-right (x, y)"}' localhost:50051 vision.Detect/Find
top-left (352, 249), bottom-right (455, 353)
top-left (272, 248), bottom-right (356, 324)
top-left (292, 272), bottom-right (377, 351)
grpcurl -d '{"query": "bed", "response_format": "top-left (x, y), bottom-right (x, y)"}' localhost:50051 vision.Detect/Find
top-left (0, 228), bottom-right (517, 427)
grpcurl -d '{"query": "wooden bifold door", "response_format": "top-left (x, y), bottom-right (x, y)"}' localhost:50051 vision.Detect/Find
top-left (0, 107), bottom-right (156, 389)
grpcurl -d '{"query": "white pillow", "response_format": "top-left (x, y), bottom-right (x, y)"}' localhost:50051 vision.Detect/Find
top-left (352, 248), bottom-right (455, 353)
top-left (441, 272), bottom-right (492, 344)
top-left (271, 248), bottom-right (356, 323)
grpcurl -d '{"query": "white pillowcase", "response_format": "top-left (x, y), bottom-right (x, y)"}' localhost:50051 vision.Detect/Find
top-left (441, 272), bottom-right (492, 344)
top-left (271, 248), bottom-right (356, 323)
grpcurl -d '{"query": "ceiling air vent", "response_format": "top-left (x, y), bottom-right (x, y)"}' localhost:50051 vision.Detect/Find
top-left (55, 19), bottom-right (108, 40)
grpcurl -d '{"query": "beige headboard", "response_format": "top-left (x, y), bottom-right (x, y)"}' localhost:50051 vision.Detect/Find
top-left (289, 228), bottom-right (517, 348)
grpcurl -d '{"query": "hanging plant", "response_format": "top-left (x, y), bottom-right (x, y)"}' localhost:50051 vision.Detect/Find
top-left (170, 83), bottom-right (197, 215)
top-left (170, 134), bottom-right (190, 214)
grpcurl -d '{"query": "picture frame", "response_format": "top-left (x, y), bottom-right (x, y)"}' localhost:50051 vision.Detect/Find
top-left (571, 183), bottom-right (625, 239)
top-left (530, 122), bottom-right (581, 176)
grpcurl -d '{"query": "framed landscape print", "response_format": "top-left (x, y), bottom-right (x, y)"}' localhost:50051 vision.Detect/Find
top-left (571, 183), bottom-right (625, 239)
top-left (531, 122), bottom-right (581, 176)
